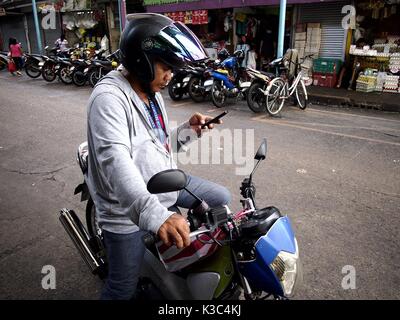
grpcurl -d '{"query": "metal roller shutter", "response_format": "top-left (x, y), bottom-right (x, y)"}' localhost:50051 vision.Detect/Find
top-left (0, 15), bottom-right (27, 52)
top-left (298, 1), bottom-right (350, 61)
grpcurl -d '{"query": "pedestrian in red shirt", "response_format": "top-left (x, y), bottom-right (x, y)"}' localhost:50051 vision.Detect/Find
top-left (9, 38), bottom-right (24, 76)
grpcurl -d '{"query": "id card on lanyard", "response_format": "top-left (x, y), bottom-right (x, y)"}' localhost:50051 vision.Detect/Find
top-left (143, 98), bottom-right (170, 153)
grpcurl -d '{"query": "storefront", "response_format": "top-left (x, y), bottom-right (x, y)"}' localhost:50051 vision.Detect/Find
top-left (347, 0), bottom-right (400, 94)
top-left (146, 1), bottom-right (295, 69)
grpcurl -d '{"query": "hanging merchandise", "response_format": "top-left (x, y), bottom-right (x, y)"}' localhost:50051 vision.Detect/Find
top-left (224, 12), bottom-right (232, 32)
top-left (199, 10), bottom-right (208, 25)
top-left (184, 11), bottom-right (192, 24)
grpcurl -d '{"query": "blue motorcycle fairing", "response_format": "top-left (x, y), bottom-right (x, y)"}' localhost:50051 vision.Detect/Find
top-left (211, 71), bottom-right (235, 89)
top-left (221, 57), bottom-right (236, 69)
top-left (238, 216), bottom-right (297, 296)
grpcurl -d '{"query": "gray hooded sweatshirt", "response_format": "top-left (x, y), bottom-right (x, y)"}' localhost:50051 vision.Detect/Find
top-left (86, 70), bottom-right (194, 235)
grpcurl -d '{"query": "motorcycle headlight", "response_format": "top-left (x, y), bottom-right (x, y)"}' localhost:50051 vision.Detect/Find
top-left (269, 239), bottom-right (302, 297)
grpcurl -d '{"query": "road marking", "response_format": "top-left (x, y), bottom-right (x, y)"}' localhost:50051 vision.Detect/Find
top-left (252, 115), bottom-right (400, 146)
top-left (272, 120), bottom-right (400, 133)
top-left (307, 107), bottom-right (400, 124)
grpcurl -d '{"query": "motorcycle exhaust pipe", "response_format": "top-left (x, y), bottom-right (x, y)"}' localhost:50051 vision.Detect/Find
top-left (59, 208), bottom-right (106, 277)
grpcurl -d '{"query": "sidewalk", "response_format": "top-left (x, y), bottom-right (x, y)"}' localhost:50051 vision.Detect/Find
top-left (307, 86), bottom-right (400, 112)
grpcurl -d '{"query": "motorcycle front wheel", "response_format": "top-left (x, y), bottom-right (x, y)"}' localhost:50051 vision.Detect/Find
top-left (72, 70), bottom-right (87, 86)
top-left (25, 62), bottom-right (41, 78)
top-left (41, 61), bottom-right (57, 82)
top-left (247, 82), bottom-right (266, 113)
top-left (168, 77), bottom-right (184, 101)
top-left (211, 80), bottom-right (226, 108)
top-left (0, 57), bottom-right (7, 71)
top-left (58, 66), bottom-right (73, 84)
top-left (188, 76), bottom-right (206, 103)
top-left (88, 69), bottom-right (102, 88)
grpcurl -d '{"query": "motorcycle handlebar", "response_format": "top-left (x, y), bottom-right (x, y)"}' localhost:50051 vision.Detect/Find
top-left (142, 227), bottom-right (212, 249)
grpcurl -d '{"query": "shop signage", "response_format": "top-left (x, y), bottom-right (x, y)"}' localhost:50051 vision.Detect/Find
top-left (165, 10), bottom-right (208, 25)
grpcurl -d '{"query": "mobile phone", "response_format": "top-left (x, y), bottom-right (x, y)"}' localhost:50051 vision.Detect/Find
top-left (201, 111), bottom-right (228, 129)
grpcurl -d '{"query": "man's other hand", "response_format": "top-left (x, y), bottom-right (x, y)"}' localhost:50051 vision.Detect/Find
top-left (158, 213), bottom-right (190, 249)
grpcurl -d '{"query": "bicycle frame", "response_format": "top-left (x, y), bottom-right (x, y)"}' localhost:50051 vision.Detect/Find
top-left (279, 69), bottom-right (306, 99)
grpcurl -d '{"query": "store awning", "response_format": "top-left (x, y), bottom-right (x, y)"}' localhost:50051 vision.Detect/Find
top-left (144, 0), bottom-right (342, 13)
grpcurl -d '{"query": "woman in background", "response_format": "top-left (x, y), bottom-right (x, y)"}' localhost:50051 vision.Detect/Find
top-left (8, 38), bottom-right (24, 76)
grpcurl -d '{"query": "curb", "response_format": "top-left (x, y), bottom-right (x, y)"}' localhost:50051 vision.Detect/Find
top-left (308, 93), bottom-right (400, 113)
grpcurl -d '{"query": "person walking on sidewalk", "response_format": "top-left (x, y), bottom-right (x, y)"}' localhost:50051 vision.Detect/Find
top-left (8, 38), bottom-right (24, 76)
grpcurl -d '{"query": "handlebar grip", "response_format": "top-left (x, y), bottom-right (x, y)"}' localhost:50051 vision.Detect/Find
top-left (142, 232), bottom-right (158, 248)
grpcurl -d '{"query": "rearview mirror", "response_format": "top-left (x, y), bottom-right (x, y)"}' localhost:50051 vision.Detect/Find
top-left (147, 169), bottom-right (188, 194)
top-left (254, 138), bottom-right (267, 160)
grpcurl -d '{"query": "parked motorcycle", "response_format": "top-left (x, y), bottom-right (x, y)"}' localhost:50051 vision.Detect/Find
top-left (246, 68), bottom-right (275, 113)
top-left (187, 60), bottom-right (217, 103)
top-left (210, 50), bottom-right (252, 108)
top-left (167, 66), bottom-right (192, 101)
top-left (0, 51), bottom-right (9, 71)
top-left (60, 139), bottom-right (302, 300)
top-left (71, 49), bottom-right (105, 87)
top-left (24, 53), bottom-right (44, 78)
top-left (86, 50), bottom-right (120, 88)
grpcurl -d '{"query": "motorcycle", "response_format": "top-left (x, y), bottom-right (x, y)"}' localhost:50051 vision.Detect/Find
top-left (167, 66), bottom-right (193, 101)
top-left (210, 50), bottom-right (252, 108)
top-left (60, 139), bottom-right (303, 300)
top-left (0, 51), bottom-right (9, 71)
top-left (71, 49), bottom-right (105, 87)
top-left (86, 50), bottom-right (120, 88)
top-left (246, 68), bottom-right (275, 113)
top-left (187, 60), bottom-right (218, 103)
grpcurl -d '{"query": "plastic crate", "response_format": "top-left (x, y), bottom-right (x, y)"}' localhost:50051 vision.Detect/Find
top-left (313, 58), bottom-right (343, 75)
top-left (313, 72), bottom-right (337, 88)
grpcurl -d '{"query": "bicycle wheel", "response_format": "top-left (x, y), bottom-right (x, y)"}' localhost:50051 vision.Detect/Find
top-left (265, 78), bottom-right (285, 116)
top-left (295, 80), bottom-right (308, 110)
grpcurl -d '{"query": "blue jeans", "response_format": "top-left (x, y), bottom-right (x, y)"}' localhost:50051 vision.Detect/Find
top-left (100, 175), bottom-right (231, 300)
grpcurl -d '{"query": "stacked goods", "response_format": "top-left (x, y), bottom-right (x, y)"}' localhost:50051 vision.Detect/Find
top-left (383, 75), bottom-right (400, 93)
top-left (305, 23), bottom-right (321, 58)
top-left (294, 32), bottom-right (306, 60)
top-left (375, 72), bottom-right (387, 92)
top-left (389, 53), bottom-right (400, 74)
top-left (356, 75), bottom-right (377, 93)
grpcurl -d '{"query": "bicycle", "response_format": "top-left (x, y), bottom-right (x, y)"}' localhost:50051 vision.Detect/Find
top-left (265, 53), bottom-right (314, 116)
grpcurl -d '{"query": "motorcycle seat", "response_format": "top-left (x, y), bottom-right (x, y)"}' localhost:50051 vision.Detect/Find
top-left (259, 70), bottom-right (275, 78)
top-left (269, 58), bottom-right (283, 67)
top-left (93, 60), bottom-right (112, 67)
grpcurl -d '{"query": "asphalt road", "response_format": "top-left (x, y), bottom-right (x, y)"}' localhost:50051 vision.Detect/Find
top-left (0, 72), bottom-right (399, 300)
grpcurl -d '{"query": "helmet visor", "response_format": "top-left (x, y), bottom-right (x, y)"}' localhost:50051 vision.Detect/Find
top-left (151, 21), bottom-right (208, 65)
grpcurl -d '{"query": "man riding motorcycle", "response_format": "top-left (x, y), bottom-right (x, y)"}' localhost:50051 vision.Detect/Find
top-left (86, 13), bottom-right (231, 300)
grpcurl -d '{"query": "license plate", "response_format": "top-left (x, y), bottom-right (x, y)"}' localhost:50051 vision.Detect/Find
top-left (38, 61), bottom-right (44, 66)
top-left (204, 79), bottom-right (213, 86)
top-left (70, 66), bottom-right (75, 71)
top-left (183, 76), bottom-right (190, 82)
top-left (84, 68), bottom-right (89, 73)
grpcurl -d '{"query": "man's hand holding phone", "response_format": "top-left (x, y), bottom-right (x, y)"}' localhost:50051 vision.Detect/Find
top-left (189, 111), bottom-right (228, 136)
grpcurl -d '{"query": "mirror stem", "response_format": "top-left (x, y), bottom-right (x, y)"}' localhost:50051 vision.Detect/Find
top-left (249, 160), bottom-right (261, 185)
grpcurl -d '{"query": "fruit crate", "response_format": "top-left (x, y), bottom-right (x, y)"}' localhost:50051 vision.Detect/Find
top-left (313, 58), bottom-right (343, 75)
